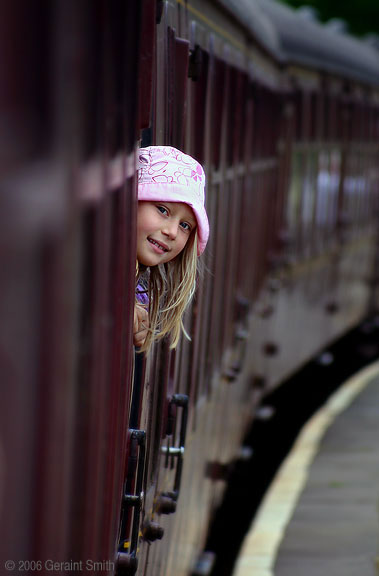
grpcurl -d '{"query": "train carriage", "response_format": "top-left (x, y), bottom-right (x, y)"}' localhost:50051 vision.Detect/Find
top-left (1, 1), bottom-right (379, 576)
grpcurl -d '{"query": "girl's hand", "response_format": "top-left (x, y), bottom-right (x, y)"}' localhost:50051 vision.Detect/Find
top-left (134, 304), bottom-right (149, 347)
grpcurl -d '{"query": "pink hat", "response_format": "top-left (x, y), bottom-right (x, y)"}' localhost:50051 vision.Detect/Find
top-left (137, 146), bottom-right (209, 255)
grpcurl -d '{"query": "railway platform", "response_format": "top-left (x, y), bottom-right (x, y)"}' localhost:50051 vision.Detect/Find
top-left (233, 361), bottom-right (379, 576)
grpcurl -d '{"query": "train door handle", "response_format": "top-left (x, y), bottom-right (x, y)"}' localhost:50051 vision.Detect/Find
top-left (160, 394), bottom-right (188, 499)
top-left (116, 429), bottom-right (146, 576)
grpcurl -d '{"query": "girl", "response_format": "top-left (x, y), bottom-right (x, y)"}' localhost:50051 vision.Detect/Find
top-left (133, 146), bottom-right (209, 353)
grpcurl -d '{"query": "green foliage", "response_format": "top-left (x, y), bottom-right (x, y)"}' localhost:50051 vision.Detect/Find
top-left (278, 0), bottom-right (379, 36)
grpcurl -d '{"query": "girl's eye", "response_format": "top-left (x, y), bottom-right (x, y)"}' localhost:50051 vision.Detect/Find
top-left (180, 221), bottom-right (191, 232)
top-left (157, 205), bottom-right (168, 216)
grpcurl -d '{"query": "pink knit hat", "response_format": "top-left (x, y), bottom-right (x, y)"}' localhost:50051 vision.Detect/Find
top-left (137, 146), bottom-right (209, 255)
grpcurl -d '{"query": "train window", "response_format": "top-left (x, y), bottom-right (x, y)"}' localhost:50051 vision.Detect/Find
top-left (145, 341), bottom-right (171, 484)
top-left (172, 36), bottom-right (190, 149)
top-left (222, 69), bottom-right (247, 343)
top-left (237, 74), bottom-right (248, 163)
top-left (78, 1), bottom-right (103, 159)
top-left (80, 0), bottom-right (141, 160)
top-left (211, 57), bottom-right (227, 168)
top-left (236, 82), bottom-right (253, 299)
top-left (301, 150), bottom-right (318, 256)
top-left (188, 278), bottom-right (207, 406)
top-left (374, 107), bottom-right (379, 141)
top-left (317, 91), bottom-right (325, 142)
top-left (325, 94), bottom-right (338, 142)
top-left (138, 0), bottom-right (156, 132)
top-left (315, 150), bottom-right (332, 250)
top-left (252, 85), bottom-right (263, 157)
top-left (188, 46), bottom-right (209, 164)
top-left (247, 83), bottom-right (283, 290)
top-left (292, 90), bottom-right (302, 141)
top-left (251, 85), bottom-right (278, 158)
top-left (226, 66), bottom-right (238, 166)
top-left (191, 179), bottom-right (218, 402)
top-left (225, 69), bottom-right (248, 166)
top-left (309, 92), bottom-right (318, 141)
top-left (163, 28), bottom-right (192, 150)
top-left (287, 149), bottom-right (303, 257)
top-left (106, 0), bottom-right (140, 157)
top-left (208, 180), bottom-right (229, 369)
top-left (166, 27), bottom-right (176, 145)
top-left (351, 102), bottom-right (359, 141)
top-left (337, 98), bottom-right (347, 142)
top-left (240, 170), bottom-right (256, 299)
top-left (222, 181), bottom-right (240, 351)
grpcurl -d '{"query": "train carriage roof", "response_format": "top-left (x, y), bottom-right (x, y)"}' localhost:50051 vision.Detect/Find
top-left (216, 0), bottom-right (379, 86)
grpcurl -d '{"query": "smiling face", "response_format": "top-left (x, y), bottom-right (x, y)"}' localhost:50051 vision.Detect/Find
top-left (137, 201), bottom-right (197, 267)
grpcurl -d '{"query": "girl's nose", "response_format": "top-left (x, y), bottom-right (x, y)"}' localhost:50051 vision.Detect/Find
top-left (162, 220), bottom-right (178, 239)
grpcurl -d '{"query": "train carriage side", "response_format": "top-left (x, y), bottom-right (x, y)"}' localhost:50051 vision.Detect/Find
top-left (129, 1), bottom-right (296, 574)
top-left (130, 1), bottom-right (379, 575)
top-left (1, 2), bottom-right (379, 576)
top-left (0, 1), bottom-right (151, 574)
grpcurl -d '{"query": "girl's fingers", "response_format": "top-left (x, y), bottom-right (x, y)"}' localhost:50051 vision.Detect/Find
top-left (134, 304), bottom-right (149, 346)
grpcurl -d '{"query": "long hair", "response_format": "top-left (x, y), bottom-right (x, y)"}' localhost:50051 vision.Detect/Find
top-left (137, 231), bottom-right (199, 354)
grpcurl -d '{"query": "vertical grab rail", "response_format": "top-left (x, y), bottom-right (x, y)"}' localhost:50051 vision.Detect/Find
top-left (161, 394), bottom-right (189, 499)
top-left (116, 352), bottom-right (146, 576)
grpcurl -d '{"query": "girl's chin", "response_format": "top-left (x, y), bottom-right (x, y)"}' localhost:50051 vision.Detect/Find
top-left (137, 253), bottom-right (164, 267)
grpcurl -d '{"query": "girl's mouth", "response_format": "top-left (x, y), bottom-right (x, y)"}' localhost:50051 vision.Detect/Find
top-left (148, 238), bottom-right (169, 253)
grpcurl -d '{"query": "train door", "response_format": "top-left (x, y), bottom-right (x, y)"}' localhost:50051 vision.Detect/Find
top-left (1, 0), bottom-right (141, 571)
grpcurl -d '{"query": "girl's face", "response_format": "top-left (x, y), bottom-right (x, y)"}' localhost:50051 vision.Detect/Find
top-left (137, 201), bottom-right (196, 267)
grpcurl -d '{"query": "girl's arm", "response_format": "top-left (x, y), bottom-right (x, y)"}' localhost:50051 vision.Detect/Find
top-left (134, 304), bottom-right (149, 347)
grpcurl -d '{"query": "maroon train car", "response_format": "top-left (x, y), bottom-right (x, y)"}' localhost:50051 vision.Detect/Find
top-left (1, 1), bottom-right (379, 576)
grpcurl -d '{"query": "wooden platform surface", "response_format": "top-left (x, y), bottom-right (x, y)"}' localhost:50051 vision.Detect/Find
top-left (233, 361), bottom-right (379, 576)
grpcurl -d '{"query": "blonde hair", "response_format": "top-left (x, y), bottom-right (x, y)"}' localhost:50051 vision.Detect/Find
top-left (137, 231), bottom-right (199, 354)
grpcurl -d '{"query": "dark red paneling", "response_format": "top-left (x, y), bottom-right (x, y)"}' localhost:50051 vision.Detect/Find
top-left (101, 181), bottom-right (137, 558)
top-left (68, 202), bottom-right (110, 563)
top-left (0, 0), bottom-right (149, 572)
top-left (31, 236), bottom-right (75, 565)
top-left (0, 222), bottom-right (71, 569)
top-left (0, 0), bottom-right (51, 162)
top-left (139, 0), bottom-right (157, 130)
